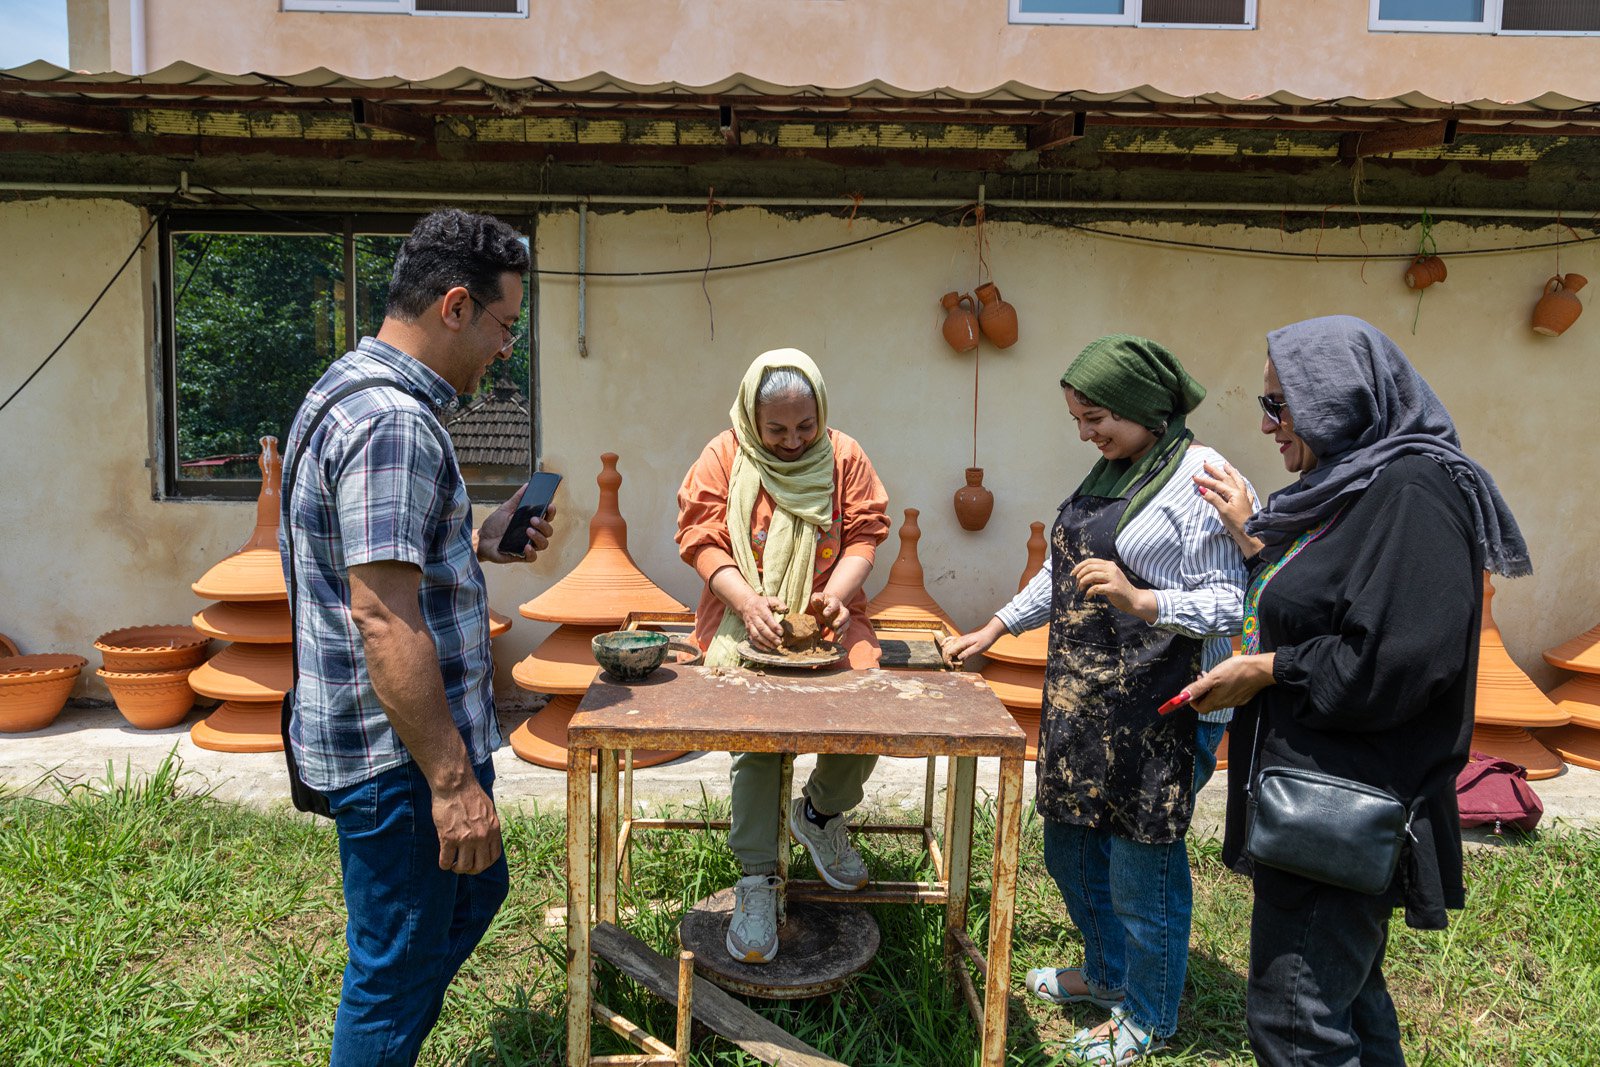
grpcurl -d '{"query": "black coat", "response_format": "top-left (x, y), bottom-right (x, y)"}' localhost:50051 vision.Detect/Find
top-left (1222, 455), bottom-right (1483, 929)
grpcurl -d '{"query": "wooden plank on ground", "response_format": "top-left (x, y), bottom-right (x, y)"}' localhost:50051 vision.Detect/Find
top-left (590, 922), bottom-right (848, 1067)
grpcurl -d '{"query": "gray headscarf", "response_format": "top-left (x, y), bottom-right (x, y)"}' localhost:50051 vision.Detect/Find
top-left (1245, 315), bottom-right (1531, 578)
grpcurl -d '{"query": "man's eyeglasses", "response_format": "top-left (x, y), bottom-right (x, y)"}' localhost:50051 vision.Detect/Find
top-left (1258, 394), bottom-right (1288, 424)
top-left (469, 295), bottom-right (525, 352)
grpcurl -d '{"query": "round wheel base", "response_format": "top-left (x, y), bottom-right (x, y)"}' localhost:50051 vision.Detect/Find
top-left (507, 695), bottom-right (685, 770)
top-left (678, 889), bottom-right (879, 999)
top-left (1471, 723), bottom-right (1565, 780)
top-left (189, 700), bottom-right (283, 753)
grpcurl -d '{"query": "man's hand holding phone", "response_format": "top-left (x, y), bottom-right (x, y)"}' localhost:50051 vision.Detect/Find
top-left (477, 471), bottom-right (560, 564)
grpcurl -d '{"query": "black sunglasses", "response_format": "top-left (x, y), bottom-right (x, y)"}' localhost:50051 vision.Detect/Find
top-left (1258, 394), bottom-right (1287, 424)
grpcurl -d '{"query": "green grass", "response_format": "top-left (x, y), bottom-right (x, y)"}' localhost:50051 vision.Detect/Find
top-left (1, 756), bottom-right (1597, 1065)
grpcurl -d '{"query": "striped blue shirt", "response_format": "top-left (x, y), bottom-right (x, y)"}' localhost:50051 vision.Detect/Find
top-left (994, 444), bottom-right (1257, 724)
top-left (279, 337), bottom-right (499, 791)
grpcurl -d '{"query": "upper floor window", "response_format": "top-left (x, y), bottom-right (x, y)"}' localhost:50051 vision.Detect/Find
top-left (1010, 0), bottom-right (1255, 28)
top-left (282, 1), bottom-right (526, 16)
top-left (1370, 0), bottom-right (1600, 33)
top-left (159, 211), bottom-right (537, 501)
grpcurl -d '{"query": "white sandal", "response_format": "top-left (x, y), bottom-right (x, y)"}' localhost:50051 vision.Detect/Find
top-left (1024, 966), bottom-right (1125, 1009)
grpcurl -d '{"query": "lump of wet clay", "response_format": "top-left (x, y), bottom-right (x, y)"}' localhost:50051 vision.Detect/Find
top-left (780, 613), bottom-right (821, 651)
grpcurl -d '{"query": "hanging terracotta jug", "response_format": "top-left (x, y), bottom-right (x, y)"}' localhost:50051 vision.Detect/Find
top-left (953, 467), bottom-right (994, 531)
top-left (1403, 255), bottom-right (1447, 290)
top-left (940, 291), bottom-right (979, 353)
top-left (973, 282), bottom-right (1019, 348)
top-left (1532, 273), bottom-right (1587, 336)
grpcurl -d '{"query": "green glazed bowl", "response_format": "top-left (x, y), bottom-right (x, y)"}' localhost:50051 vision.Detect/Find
top-left (591, 630), bottom-right (670, 681)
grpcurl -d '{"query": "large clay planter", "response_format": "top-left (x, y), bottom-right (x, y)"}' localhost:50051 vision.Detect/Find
top-left (940, 291), bottom-right (979, 354)
top-left (953, 467), bottom-right (995, 531)
top-left (1403, 255), bottom-right (1447, 290)
top-left (1531, 273), bottom-right (1586, 336)
top-left (98, 667), bottom-right (197, 729)
top-left (0, 654), bottom-right (86, 732)
top-left (973, 282), bottom-right (1019, 348)
top-left (94, 625), bottom-right (209, 672)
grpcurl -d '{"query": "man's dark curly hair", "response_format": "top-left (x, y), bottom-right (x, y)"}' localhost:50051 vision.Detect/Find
top-left (384, 208), bottom-right (530, 321)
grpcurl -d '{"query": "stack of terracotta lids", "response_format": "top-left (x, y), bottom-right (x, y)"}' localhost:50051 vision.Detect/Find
top-left (1539, 615), bottom-right (1600, 771)
top-left (509, 453), bottom-right (687, 769)
top-left (188, 438), bottom-right (292, 753)
top-left (1470, 574), bottom-right (1567, 779)
top-left (864, 508), bottom-right (959, 632)
top-left (979, 521), bottom-right (1048, 760)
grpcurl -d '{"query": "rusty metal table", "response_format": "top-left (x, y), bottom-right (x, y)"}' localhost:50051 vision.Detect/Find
top-left (564, 664), bottom-right (1028, 1066)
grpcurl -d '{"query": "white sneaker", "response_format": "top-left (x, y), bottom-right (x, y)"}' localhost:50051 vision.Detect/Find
top-left (726, 874), bottom-right (782, 964)
top-left (788, 796), bottom-right (869, 891)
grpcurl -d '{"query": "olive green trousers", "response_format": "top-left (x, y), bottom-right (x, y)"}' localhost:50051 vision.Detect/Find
top-left (728, 752), bottom-right (878, 874)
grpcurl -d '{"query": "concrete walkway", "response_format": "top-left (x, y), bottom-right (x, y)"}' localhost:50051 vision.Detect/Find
top-left (4, 700), bottom-right (1596, 841)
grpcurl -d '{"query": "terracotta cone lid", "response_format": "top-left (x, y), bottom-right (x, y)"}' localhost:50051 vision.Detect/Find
top-left (1543, 622), bottom-right (1600, 673)
top-left (986, 521), bottom-right (1049, 667)
top-left (1475, 575), bottom-right (1568, 727)
top-left (1470, 723), bottom-right (1565, 780)
top-left (190, 700), bottom-right (283, 753)
top-left (864, 508), bottom-right (959, 630)
top-left (1213, 728), bottom-right (1230, 773)
top-left (980, 658), bottom-right (1044, 708)
top-left (520, 453), bottom-right (686, 626)
top-left (189, 643), bottom-right (293, 702)
top-left (1000, 704), bottom-right (1040, 761)
top-left (489, 609), bottom-right (513, 639)
top-left (1549, 672), bottom-right (1600, 729)
top-left (510, 624), bottom-right (610, 696)
top-left (192, 600), bottom-right (292, 643)
top-left (192, 437), bottom-right (289, 602)
top-left (507, 694), bottom-right (684, 770)
top-left (1534, 724), bottom-right (1600, 772)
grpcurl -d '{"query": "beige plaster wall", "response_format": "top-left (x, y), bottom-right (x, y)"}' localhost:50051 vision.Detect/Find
top-left (67, 0), bottom-right (1598, 102)
top-left (3, 197), bottom-right (1593, 710)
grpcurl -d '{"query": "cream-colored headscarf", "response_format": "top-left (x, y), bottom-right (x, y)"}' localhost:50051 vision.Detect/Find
top-left (705, 348), bottom-right (836, 667)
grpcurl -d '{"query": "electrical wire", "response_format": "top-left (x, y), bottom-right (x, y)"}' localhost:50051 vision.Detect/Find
top-left (0, 192), bottom-right (177, 418)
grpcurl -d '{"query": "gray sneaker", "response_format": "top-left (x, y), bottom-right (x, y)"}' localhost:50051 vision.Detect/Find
top-left (726, 874), bottom-right (782, 964)
top-left (788, 796), bottom-right (869, 891)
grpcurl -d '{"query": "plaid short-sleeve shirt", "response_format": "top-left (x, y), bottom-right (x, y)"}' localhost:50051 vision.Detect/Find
top-left (279, 337), bottom-right (500, 791)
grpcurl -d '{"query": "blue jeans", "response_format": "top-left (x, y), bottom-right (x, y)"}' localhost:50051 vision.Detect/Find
top-left (1040, 720), bottom-right (1226, 1038)
top-left (324, 758), bottom-right (509, 1067)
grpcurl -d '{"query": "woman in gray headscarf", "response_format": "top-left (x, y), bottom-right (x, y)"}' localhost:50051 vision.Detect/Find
top-left (1188, 315), bottom-right (1529, 1067)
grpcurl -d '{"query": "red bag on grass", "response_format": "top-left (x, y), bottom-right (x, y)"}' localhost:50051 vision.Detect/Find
top-left (1455, 751), bottom-right (1543, 833)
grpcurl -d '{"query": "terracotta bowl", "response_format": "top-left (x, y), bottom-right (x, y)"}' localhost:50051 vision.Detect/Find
top-left (591, 631), bottom-right (669, 682)
top-left (94, 625), bottom-right (210, 672)
top-left (97, 667), bottom-right (198, 730)
top-left (0, 655), bottom-right (85, 733)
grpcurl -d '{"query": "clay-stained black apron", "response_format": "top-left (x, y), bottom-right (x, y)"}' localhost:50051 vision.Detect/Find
top-left (1037, 451), bottom-right (1204, 844)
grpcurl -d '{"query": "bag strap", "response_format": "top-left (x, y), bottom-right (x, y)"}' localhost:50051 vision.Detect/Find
top-left (281, 377), bottom-right (451, 694)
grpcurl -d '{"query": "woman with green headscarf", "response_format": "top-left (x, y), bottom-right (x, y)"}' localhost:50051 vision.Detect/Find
top-left (676, 348), bottom-right (890, 966)
top-left (945, 335), bottom-right (1255, 1065)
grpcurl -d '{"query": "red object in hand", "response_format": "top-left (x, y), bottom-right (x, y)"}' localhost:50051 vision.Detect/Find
top-left (1157, 691), bottom-right (1192, 716)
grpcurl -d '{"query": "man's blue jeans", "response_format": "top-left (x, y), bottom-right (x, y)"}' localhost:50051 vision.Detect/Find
top-left (324, 757), bottom-right (509, 1067)
top-left (1040, 721), bottom-right (1226, 1039)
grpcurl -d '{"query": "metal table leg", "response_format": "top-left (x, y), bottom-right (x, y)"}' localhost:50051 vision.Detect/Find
top-left (566, 744), bottom-right (594, 1067)
top-left (980, 755), bottom-right (1025, 1067)
top-left (598, 746), bottom-right (620, 925)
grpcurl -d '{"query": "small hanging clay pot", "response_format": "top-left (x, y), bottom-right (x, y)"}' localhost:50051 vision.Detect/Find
top-left (1532, 273), bottom-right (1587, 336)
top-left (953, 467), bottom-right (995, 531)
top-left (973, 282), bottom-right (1019, 348)
top-left (940, 291), bottom-right (979, 353)
top-left (1403, 255), bottom-right (1447, 290)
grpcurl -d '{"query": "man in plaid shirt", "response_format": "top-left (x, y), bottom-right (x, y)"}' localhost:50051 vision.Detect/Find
top-left (280, 208), bottom-right (554, 1067)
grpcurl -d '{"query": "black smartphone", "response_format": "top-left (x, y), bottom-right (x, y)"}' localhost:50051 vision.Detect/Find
top-left (496, 470), bottom-right (562, 555)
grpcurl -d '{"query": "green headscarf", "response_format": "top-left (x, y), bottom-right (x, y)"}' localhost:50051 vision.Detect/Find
top-left (1061, 334), bottom-right (1206, 532)
top-left (705, 348), bottom-right (836, 667)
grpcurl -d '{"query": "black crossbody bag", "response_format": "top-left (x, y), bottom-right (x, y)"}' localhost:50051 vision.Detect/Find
top-left (280, 377), bottom-right (449, 818)
top-left (1243, 714), bottom-right (1431, 896)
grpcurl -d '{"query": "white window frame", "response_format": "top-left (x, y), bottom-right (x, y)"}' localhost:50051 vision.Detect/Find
top-left (283, 0), bottom-right (528, 16)
top-left (1369, 0), bottom-right (1600, 35)
top-left (1009, 0), bottom-right (1256, 29)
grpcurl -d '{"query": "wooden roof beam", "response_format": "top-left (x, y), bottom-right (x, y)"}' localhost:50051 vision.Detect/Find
top-left (351, 99), bottom-right (435, 141)
top-left (0, 92), bottom-right (129, 133)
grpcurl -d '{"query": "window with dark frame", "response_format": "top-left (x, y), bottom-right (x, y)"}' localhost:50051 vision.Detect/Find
top-left (281, 0), bottom-right (527, 15)
top-left (158, 211), bottom-right (537, 502)
top-left (1009, 0), bottom-right (1254, 27)
top-left (1371, 0), bottom-right (1600, 32)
